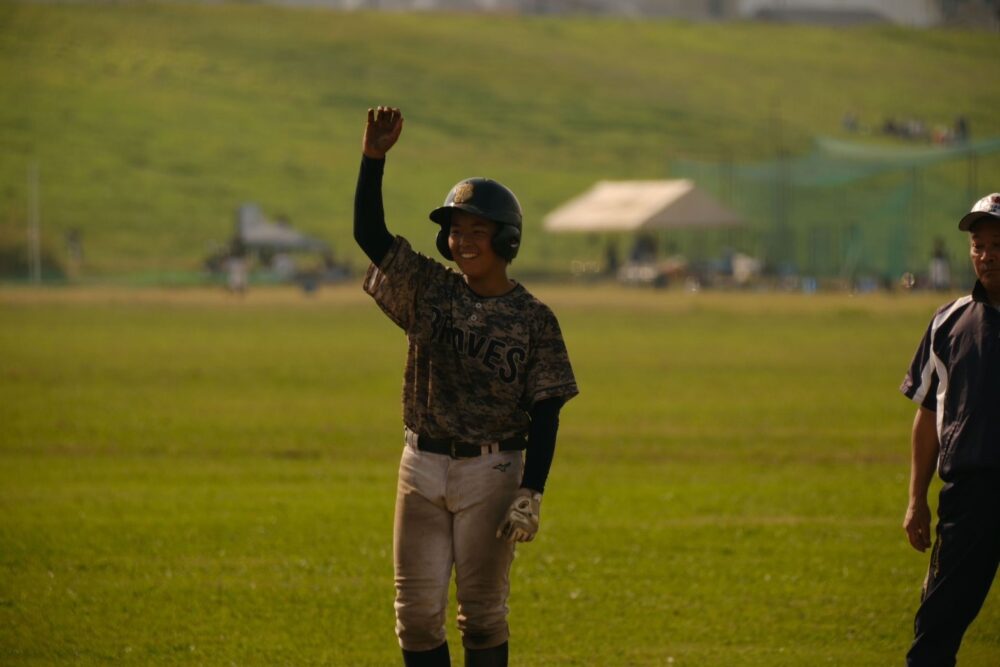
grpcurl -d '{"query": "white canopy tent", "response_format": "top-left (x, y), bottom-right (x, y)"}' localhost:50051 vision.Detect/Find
top-left (235, 203), bottom-right (328, 252)
top-left (543, 179), bottom-right (744, 233)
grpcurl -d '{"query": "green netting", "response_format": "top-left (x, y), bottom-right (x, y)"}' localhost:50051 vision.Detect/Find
top-left (669, 136), bottom-right (1000, 284)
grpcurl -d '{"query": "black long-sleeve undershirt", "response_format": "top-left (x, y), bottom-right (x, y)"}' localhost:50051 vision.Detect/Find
top-left (353, 154), bottom-right (562, 493)
top-left (354, 155), bottom-right (393, 265)
top-left (522, 397), bottom-right (562, 494)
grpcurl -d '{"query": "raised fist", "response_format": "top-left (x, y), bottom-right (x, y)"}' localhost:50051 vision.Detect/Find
top-left (362, 106), bottom-right (403, 159)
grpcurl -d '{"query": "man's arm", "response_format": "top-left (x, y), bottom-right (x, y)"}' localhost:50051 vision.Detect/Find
top-left (903, 406), bottom-right (939, 552)
top-left (353, 107), bottom-right (403, 265)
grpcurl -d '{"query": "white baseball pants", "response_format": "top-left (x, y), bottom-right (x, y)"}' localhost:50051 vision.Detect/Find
top-left (393, 441), bottom-right (522, 651)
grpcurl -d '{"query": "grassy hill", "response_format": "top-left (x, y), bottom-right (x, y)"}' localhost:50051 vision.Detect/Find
top-left (1, 3), bottom-right (998, 278)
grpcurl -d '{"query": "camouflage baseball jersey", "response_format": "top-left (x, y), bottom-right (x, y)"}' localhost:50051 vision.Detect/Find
top-left (364, 236), bottom-right (578, 444)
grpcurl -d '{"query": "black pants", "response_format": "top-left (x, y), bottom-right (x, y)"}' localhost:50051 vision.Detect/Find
top-left (907, 473), bottom-right (1000, 667)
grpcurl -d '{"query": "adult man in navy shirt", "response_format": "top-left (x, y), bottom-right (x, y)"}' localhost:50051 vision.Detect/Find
top-left (900, 193), bottom-right (1000, 666)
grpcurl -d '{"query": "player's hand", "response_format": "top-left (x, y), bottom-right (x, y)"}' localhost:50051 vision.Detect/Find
top-left (496, 488), bottom-right (542, 543)
top-left (903, 499), bottom-right (932, 552)
top-left (363, 106), bottom-right (403, 159)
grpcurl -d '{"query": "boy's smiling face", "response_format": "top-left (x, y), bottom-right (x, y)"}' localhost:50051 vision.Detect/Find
top-left (448, 211), bottom-right (506, 281)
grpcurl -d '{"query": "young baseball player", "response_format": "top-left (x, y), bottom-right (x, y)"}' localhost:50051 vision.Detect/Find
top-left (353, 106), bottom-right (578, 667)
top-left (900, 192), bottom-right (1000, 666)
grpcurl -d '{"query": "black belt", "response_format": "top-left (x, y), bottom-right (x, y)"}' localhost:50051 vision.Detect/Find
top-left (414, 433), bottom-right (527, 459)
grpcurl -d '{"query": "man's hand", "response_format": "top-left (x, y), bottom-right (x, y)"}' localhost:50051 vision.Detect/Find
top-left (904, 406), bottom-right (938, 553)
top-left (363, 106), bottom-right (403, 159)
top-left (497, 488), bottom-right (542, 543)
top-left (904, 499), bottom-right (933, 552)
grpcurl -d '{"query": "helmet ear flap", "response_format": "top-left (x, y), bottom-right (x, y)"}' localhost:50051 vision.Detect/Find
top-left (492, 224), bottom-right (521, 262)
top-left (436, 225), bottom-right (453, 260)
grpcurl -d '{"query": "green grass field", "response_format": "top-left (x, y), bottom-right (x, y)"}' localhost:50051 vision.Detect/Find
top-left (2, 285), bottom-right (998, 665)
top-left (1, 3), bottom-right (999, 277)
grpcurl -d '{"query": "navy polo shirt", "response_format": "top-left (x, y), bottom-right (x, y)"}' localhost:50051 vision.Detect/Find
top-left (901, 281), bottom-right (1000, 481)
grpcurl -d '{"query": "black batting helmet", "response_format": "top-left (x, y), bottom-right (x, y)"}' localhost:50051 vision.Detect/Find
top-left (429, 177), bottom-right (522, 262)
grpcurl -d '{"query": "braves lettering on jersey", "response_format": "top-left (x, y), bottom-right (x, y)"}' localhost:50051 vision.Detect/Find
top-left (364, 236), bottom-right (578, 444)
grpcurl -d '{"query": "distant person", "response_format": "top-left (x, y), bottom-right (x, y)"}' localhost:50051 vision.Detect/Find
top-left (65, 228), bottom-right (83, 264)
top-left (954, 115), bottom-right (969, 143)
top-left (905, 118), bottom-right (928, 142)
top-left (928, 237), bottom-right (951, 291)
top-left (900, 192), bottom-right (1000, 666)
top-left (354, 106), bottom-right (578, 667)
top-left (271, 252), bottom-right (296, 281)
top-left (605, 239), bottom-right (619, 275)
top-left (322, 250), bottom-right (336, 271)
top-left (225, 250), bottom-right (248, 295)
top-left (629, 233), bottom-right (657, 263)
top-left (883, 116), bottom-right (899, 137)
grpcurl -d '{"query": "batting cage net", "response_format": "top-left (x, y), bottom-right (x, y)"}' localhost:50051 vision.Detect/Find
top-left (667, 136), bottom-right (1000, 288)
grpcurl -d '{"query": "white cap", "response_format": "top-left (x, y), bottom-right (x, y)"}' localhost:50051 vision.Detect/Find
top-left (958, 193), bottom-right (1000, 231)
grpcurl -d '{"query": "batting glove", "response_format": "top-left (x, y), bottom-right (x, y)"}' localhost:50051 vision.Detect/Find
top-left (496, 488), bottom-right (542, 543)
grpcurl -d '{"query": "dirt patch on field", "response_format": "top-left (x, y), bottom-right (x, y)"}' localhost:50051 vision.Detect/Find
top-left (532, 283), bottom-right (951, 317)
top-left (0, 284), bottom-right (370, 307)
top-left (1, 283), bottom-right (953, 318)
